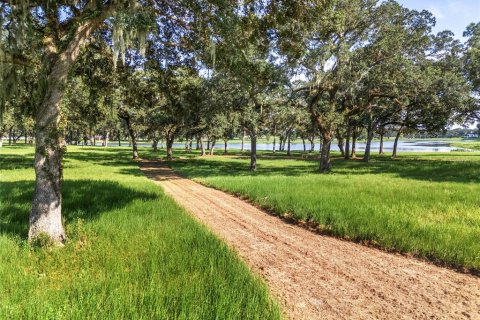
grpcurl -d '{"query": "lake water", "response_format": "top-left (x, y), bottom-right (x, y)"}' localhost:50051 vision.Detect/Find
top-left (105, 140), bottom-right (465, 153)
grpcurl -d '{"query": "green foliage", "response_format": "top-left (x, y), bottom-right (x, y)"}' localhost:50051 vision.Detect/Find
top-left (0, 146), bottom-right (281, 319)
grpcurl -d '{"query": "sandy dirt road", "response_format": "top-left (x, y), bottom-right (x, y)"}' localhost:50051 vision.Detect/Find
top-left (139, 160), bottom-right (480, 320)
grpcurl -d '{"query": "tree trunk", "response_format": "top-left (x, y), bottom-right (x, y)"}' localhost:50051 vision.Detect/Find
top-left (379, 132), bottom-right (384, 154)
top-left (392, 127), bottom-right (403, 158)
top-left (250, 130), bottom-right (257, 171)
top-left (103, 131), bottom-right (109, 148)
top-left (302, 137), bottom-right (306, 153)
top-left (344, 127), bottom-right (351, 160)
top-left (273, 135), bottom-right (276, 153)
top-left (29, 65), bottom-right (70, 243)
top-left (337, 135), bottom-right (345, 158)
top-left (0, 131), bottom-right (3, 148)
top-left (207, 139), bottom-right (210, 151)
top-left (120, 114), bottom-right (138, 159)
top-left (224, 140), bottom-right (228, 154)
top-left (209, 139), bottom-right (216, 155)
top-left (241, 130), bottom-right (245, 152)
top-left (8, 127), bottom-right (13, 145)
top-left (363, 125), bottom-right (374, 162)
top-left (200, 137), bottom-right (206, 156)
top-left (287, 133), bottom-right (291, 156)
top-left (166, 131), bottom-right (175, 160)
top-left (152, 138), bottom-right (159, 152)
top-left (351, 129), bottom-right (357, 158)
top-left (319, 133), bottom-right (332, 172)
top-left (309, 136), bottom-right (315, 152)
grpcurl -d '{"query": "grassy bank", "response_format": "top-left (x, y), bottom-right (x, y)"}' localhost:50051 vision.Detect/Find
top-left (0, 146), bottom-right (281, 319)
top-left (451, 139), bottom-right (480, 151)
top-left (161, 150), bottom-right (480, 271)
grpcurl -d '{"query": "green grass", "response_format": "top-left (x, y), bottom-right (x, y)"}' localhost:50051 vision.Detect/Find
top-left (451, 139), bottom-right (480, 151)
top-left (157, 149), bottom-right (480, 272)
top-left (0, 146), bottom-right (281, 320)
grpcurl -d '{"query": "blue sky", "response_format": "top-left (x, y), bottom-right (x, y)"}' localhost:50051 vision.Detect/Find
top-left (397, 0), bottom-right (480, 39)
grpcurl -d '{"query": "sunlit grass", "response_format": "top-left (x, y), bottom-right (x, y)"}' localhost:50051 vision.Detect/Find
top-left (0, 146), bottom-right (281, 319)
top-left (160, 149), bottom-right (480, 271)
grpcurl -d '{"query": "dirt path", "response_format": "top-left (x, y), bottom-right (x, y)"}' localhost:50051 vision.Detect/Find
top-left (139, 160), bottom-right (480, 320)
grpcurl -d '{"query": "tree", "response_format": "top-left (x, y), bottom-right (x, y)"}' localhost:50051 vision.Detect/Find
top-left (0, 0), bottom-right (235, 244)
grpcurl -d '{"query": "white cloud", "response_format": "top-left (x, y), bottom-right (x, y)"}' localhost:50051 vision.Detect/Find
top-left (427, 5), bottom-right (445, 20)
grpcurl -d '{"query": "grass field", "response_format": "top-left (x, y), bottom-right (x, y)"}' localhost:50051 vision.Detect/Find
top-left (0, 146), bottom-right (281, 320)
top-left (451, 139), bottom-right (480, 151)
top-left (159, 149), bottom-right (480, 271)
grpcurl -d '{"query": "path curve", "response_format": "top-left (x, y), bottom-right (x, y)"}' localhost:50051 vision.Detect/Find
top-left (139, 160), bottom-right (480, 320)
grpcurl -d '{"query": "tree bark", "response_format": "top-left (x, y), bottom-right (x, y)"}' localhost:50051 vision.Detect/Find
top-left (199, 137), bottom-right (206, 156)
top-left (273, 134), bottom-right (276, 153)
top-left (336, 130), bottom-right (345, 158)
top-left (319, 133), bottom-right (332, 172)
top-left (379, 132), bottom-right (384, 154)
top-left (103, 131), bottom-right (109, 148)
top-left (392, 127), bottom-right (403, 158)
top-left (250, 130), bottom-right (257, 171)
top-left (241, 130), bottom-right (245, 152)
top-left (302, 137), bottom-right (306, 153)
top-left (224, 140), bottom-right (228, 154)
top-left (209, 139), bottom-right (216, 155)
top-left (119, 112), bottom-right (138, 159)
top-left (8, 127), bottom-right (13, 145)
top-left (344, 126), bottom-right (351, 160)
top-left (351, 129), bottom-right (357, 158)
top-left (152, 138), bottom-right (159, 152)
top-left (363, 125), bottom-right (374, 162)
top-left (29, 13), bottom-right (107, 243)
top-left (287, 132), bottom-right (291, 156)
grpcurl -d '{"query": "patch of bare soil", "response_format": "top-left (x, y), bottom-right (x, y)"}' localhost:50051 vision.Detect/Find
top-left (139, 160), bottom-right (480, 320)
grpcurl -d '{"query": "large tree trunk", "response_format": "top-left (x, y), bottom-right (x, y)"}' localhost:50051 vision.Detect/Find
top-left (392, 127), bottom-right (403, 158)
top-left (363, 125), bottom-right (375, 162)
top-left (319, 132), bottom-right (332, 172)
top-left (249, 129), bottom-right (257, 171)
top-left (29, 15), bottom-right (104, 243)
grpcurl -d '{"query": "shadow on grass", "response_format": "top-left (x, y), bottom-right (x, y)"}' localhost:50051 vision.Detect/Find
top-left (0, 153), bottom-right (35, 170)
top-left (0, 179), bottom-right (157, 239)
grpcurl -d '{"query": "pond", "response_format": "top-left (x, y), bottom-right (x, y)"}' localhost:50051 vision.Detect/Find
top-left (104, 140), bottom-right (466, 153)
